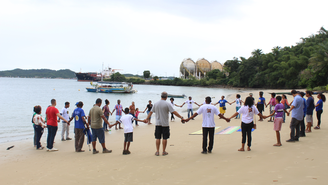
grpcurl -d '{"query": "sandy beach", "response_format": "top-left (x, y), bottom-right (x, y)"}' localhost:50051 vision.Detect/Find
top-left (1, 89), bottom-right (327, 185)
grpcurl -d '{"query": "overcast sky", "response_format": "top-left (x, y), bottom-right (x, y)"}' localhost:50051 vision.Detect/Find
top-left (0, 0), bottom-right (327, 77)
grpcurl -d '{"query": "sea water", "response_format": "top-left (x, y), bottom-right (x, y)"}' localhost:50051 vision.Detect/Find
top-left (0, 78), bottom-right (239, 143)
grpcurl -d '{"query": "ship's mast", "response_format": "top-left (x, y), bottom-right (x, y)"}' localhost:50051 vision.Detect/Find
top-left (101, 63), bottom-right (104, 81)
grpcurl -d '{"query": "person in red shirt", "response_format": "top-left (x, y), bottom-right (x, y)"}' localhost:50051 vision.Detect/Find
top-left (46, 99), bottom-right (68, 151)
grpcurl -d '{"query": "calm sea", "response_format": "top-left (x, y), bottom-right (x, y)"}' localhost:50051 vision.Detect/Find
top-left (0, 78), bottom-right (238, 143)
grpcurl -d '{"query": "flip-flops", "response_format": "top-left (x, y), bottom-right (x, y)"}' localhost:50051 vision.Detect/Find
top-left (162, 151), bottom-right (169, 156)
top-left (155, 152), bottom-right (159, 156)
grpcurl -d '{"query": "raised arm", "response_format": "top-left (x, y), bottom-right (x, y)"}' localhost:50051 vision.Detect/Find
top-left (212, 102), bottom-right (219, 106)
top-left (194, 102), bottom-right (201, 107)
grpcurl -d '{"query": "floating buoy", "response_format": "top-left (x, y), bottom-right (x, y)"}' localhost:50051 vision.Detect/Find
top-left (53, 89), bottom-right (55, 90)
top-left (78, 89), bottom-right (80, 91)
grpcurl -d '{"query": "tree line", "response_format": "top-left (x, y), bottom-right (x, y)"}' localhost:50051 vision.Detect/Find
top-left (0, 68), bottom-right (76, 79)
top-left (149, 27), bottom-right (328, 90)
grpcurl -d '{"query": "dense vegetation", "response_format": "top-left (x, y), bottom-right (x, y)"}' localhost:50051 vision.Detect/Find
top-left (0, 68), bottom-right (76, 78)
top-left (105, 72), bottom-right (145, 84)
top-left (151, 27), bottom-right (328, 89)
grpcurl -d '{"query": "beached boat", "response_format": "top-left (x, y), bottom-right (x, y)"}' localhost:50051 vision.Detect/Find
top-left (86, 81), bottom-right (135, 93)
top-left (168, 94), bottom-right (186, 98)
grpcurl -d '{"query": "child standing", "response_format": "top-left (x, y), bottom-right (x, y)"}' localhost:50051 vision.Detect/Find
top-left (314, 93), bottom-right (326, 129)
top-left (228, 97), bottom-right (264, 151)
top-left (263, 96), bottom-right (289, 146)
top-left (230, 94), bottom-right (243, 119)
top-left (116, 108), bottom-right (146, 155)
top-left (134, 108), bottom-right (144, 125)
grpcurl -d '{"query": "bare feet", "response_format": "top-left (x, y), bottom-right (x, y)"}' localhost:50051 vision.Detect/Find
top-left (115, 128), bottom-right (118, 130)
top-left (238, 148), bottom-right (245, 151)
top-left (119, 127), bottom-right (123, 129)
top-left (273, 143), bottom-right (282, 146)
top-left (247, 147), bottom-right (251, 151)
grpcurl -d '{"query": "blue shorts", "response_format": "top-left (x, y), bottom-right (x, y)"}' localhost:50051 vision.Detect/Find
top-left (147, 111), bottom-right (152, 119)
top-left (116, 115), bottom-right (122, 121)
top-left (91, 128), bottom-right (105, 143)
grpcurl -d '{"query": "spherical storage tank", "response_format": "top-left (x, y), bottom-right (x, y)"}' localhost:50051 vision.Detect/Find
top-left (180, 58), bottom-right (196, 75)
top-left (196, 58), bottom-right (211, 73)
top-left (211, 60), bottom-right (223, 71)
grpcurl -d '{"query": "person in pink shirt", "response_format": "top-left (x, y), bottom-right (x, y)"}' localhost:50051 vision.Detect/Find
top-left (264, 96), bottom-right (289, 146)
top-left (134, 108), bottom-right (144, 125)
top-left (266, 93), bottom-right (277, 122)
top-left (281, 94), bottom-right (290, 123)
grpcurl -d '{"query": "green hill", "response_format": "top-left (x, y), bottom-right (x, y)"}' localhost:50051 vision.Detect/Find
top-left (0, 68), bottom-right (76, 79)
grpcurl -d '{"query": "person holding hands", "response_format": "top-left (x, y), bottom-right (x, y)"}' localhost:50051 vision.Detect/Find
top-left (183, 97), bottom-right (230, 154)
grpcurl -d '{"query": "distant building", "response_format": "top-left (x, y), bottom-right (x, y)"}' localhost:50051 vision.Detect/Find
top-left (180, 58), bottom-right (223, 79)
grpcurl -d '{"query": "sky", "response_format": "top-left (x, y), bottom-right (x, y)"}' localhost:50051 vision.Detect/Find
top-left (0, 0), bottom-right (327, 77)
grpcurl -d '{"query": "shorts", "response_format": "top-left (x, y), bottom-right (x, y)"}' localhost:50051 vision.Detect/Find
top-left (124, 132), bottom-right (133, 142)
top-left (154, 126), bottom-right (170, 139)
top-left (273, 117), bottom-right (283, 131)
top-left (116, 115), bottom-right (122, 121)
top-left (270, 105), bottom-right (275, 113)
top-left (147, 110), bottom-right (152, 119)
top-left (91, 128), bottom-right (105, 143)
top-left (219, 107), bottom-right (226, 114)
top-left (306, 115), bottom-right (313, 125)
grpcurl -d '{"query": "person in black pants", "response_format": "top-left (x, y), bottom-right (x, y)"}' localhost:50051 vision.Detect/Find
top-left (314, 93), bottom-right (326, 129)
top-left (184, 97), bottom-right (230, 154)
top-left (228, 96), bottom-right (264, 151)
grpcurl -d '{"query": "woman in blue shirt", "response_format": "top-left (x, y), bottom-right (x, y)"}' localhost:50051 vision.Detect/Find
top-left (314, 93), bottom-right (326, 129)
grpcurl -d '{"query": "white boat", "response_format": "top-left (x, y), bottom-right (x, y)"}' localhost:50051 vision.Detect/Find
top-left (86, 81), bottom-right (135, 93)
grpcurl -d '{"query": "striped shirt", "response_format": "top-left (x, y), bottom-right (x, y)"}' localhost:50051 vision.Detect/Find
top-left (115, 104), bottom-right (123, 116)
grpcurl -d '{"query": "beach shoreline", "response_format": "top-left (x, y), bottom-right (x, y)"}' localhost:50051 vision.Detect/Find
top-left (1, 89), bottom-right (327, 184)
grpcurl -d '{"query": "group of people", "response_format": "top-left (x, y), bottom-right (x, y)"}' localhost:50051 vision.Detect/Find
top-left (31, 90), bottom-right (325, 156)
top-left (182, 90), bottom-right (326, 153)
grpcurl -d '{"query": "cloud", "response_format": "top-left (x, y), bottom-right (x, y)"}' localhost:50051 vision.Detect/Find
top-left (0, 0), bottom-right (327, 77)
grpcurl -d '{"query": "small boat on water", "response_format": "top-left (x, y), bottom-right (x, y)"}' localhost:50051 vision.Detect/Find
top-left (86, 81), bottom-right (136, 93)
top-left (168, 94), bottom-right (186, 98)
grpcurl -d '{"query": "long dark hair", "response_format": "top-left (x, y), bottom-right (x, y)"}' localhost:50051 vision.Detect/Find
top-left (244, 97), bottom-right (254, 107)
top-left (282, 94), bottom-right (287, 99)
top-left (319, 93), bottom-right (326, 102)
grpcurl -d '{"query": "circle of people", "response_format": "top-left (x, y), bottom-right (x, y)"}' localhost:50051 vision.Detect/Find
top-left (31, 90), bottom-right (325, 155)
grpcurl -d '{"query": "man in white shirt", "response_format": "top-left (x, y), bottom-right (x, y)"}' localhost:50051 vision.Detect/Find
top-left (184, 97), bottom-right (230, 154)
top-left (60, 102), bottom-right (71, 141)
top-left (179, 96), bottom-right (201, 119)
